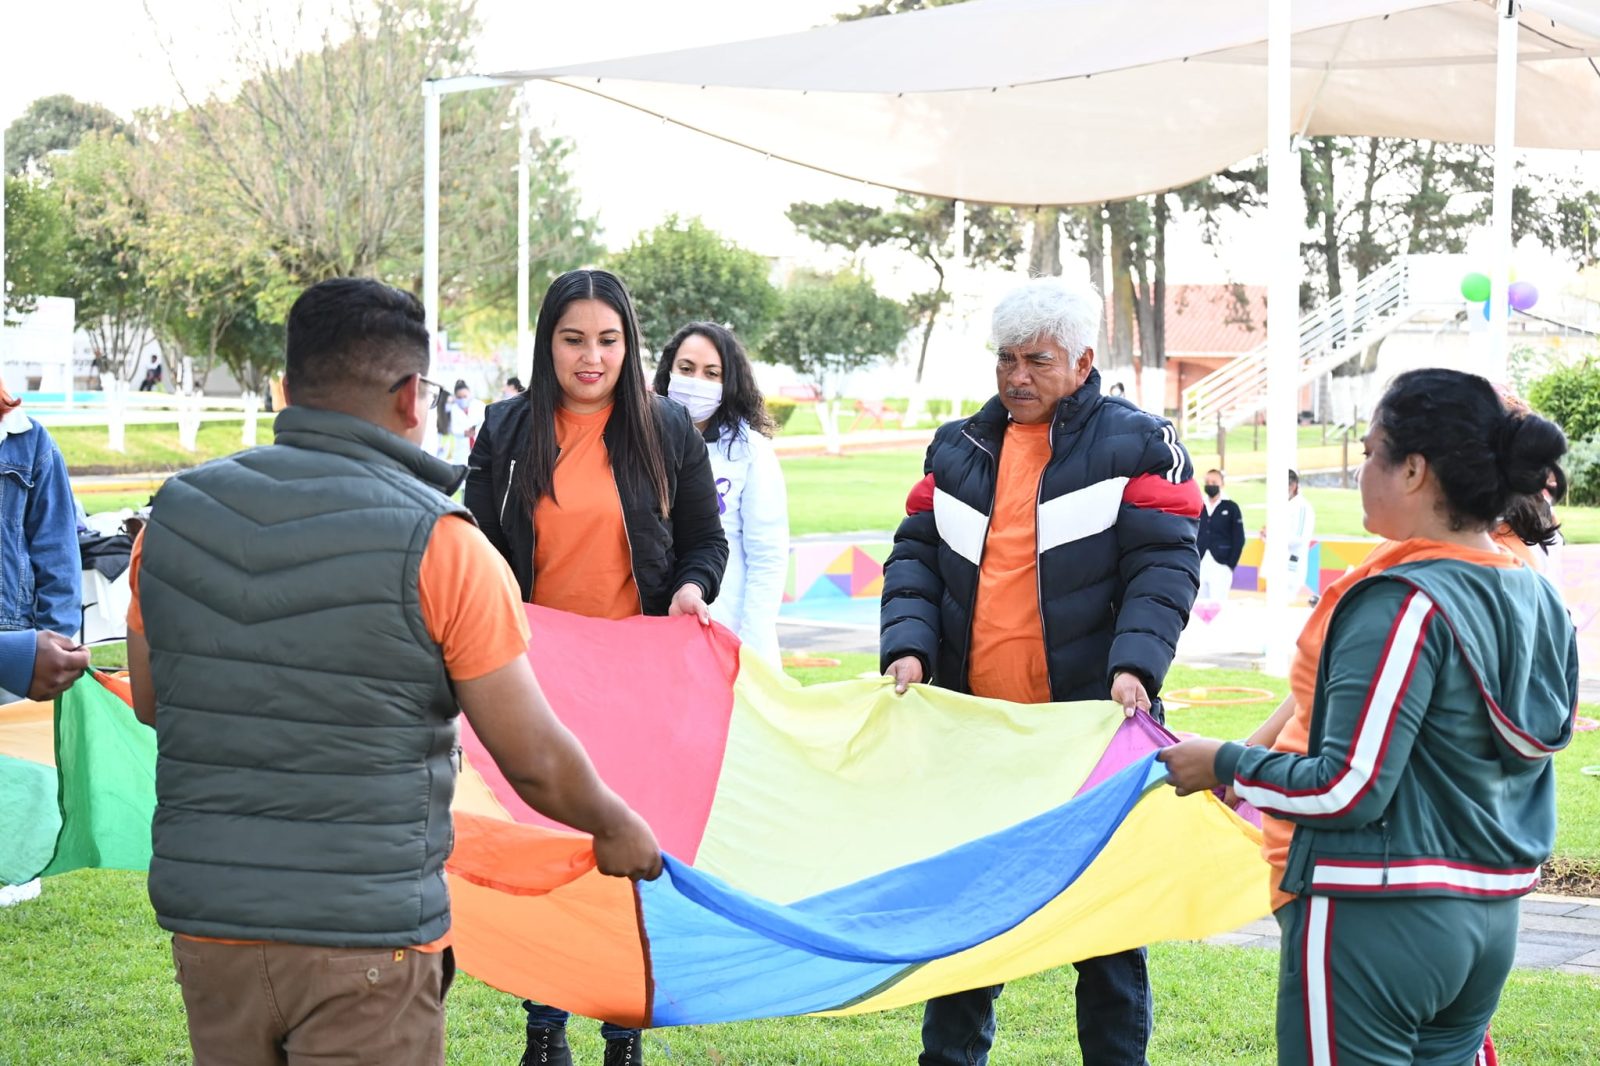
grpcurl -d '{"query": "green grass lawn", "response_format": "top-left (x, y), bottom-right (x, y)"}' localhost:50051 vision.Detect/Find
top-left (3, 872), bottom-right (1593, 1065)
top-left (783, 450), bottom-right (926, 536)
top-left (774, 398), bottom-right (981, 439)
top-left (79, 490), bottom-right (159, 516)
top-left (4, 657), bottom-right (1595, 1063)
top-left (1555, 728), bottom-right (1600, 863)
top-left (51, 421), bottom-right (251, 475)
top-left (778, 448), bottom-right (1600, 542)
top-left (1187, 423), bottom-right (1370, 480)
top-left (53, 416), bottom-right (1600, 543)
top-left (1226, 481), bottom-right (1369, 540)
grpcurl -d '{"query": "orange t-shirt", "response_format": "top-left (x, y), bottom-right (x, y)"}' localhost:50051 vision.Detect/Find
top-left (126, 513), bottom-right (533, 950)
top-left (530, 405), bottom-right (642, 620)
top-left (1261, 537), bottom-right (1524, 910)
top-left (966, 422), bottom-right (1053, 705)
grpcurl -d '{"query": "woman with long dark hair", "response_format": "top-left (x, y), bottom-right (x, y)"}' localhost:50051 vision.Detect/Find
top-left (1161, 368), bottom-right (1577, 1066)
top-left (465, 269), bottom-right (727, 1066)
top-left (652, 322), bottom-right (788, 664)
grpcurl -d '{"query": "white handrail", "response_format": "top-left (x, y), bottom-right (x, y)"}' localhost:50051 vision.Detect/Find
top-left (1183, 258), bottom-right (1411, 430)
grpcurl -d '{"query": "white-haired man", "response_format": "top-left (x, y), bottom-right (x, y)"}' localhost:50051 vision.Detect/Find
top-left (880, 276), bottom-right (1201, 1066)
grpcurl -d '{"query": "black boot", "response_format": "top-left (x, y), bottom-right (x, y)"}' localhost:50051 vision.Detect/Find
top-left (602, 1033), bottom-right (642, 1066)
top-left (520, 1026), bottom-right (572, 1066)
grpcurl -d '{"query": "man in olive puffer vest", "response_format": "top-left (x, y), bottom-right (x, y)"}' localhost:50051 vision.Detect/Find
top-left (125, 278), bottom-right (661, 1065)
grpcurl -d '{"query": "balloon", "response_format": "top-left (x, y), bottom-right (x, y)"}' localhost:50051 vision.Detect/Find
top-left (1460, 272), bottom-right (1492, 302)
top-left (1508, 281), bottom-right (1539, 311)
top-left (1483, 301), bottom-right (1492, 320)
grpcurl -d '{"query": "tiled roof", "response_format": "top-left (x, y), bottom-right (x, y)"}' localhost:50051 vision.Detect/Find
top-left (1105, 284), bottom-right (1267, 357)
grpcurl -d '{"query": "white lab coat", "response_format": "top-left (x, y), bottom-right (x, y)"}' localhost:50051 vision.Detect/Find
top-left (1286, 493), bottom-right (1316, 595)
top-left (706, 422), bottom-right (789, 664)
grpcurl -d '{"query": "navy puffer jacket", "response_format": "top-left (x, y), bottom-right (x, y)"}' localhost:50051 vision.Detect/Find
top-left (880, 371), bottom-right (1201, 701)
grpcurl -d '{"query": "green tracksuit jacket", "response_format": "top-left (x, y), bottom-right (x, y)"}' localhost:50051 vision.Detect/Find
top-left (1215, 557), bottom-right (1578, 900)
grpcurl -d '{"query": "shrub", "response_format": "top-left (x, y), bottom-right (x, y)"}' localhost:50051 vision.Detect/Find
top-left (766, 396), bottom-right (799, 431)
top-left (1528, 359), bottom-right (1600, 443)
top-left (1563, 433), bottom-right (1600, 507)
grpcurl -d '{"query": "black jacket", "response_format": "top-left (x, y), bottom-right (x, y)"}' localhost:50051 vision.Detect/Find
top-left (1197, 497), bottom-right (1246, 568)
top-left (880, 371), bottom-right (1200, 701)
top-left (465, 393), bottom-right (728, 615)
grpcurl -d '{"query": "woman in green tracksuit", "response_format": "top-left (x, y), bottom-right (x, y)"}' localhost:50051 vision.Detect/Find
top-left (1161, 367), bottom-right (1578, 1066)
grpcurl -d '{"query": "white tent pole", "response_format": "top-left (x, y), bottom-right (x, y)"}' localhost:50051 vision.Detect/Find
top-left (1264, 0), bottom-right (1299, 670)
top-left (517, 86), bottom-right (533, 384)
top-left (1487, 0), bottom-right (1519, 384)
top-left (946, 198), bottom-right (968, 421)
top-left (423, 82), bottom-right (442, 348)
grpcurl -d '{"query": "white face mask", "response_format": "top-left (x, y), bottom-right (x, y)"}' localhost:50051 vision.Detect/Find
top-left (667, 374), bottom-right (723, 423)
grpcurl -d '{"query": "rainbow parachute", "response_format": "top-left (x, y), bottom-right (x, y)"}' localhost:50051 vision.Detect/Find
top-left (1, 608), bottom-right (1269, 1027)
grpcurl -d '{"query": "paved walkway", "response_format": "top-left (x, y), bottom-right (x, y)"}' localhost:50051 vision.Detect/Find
top-left (1207, 893), bottom-right (1600, 975)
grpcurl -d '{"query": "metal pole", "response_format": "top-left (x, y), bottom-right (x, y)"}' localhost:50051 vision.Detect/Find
top-left (1487, 0), bottom-right (1519, 383)
top-left (423, 82), bottom-right (442, 349)
top-left (941, 198), bottom-right (968, 422)
top-left (516, 86), bottom-right (533, 384)
top-left (1264, 0), bottom-right (1300, 668)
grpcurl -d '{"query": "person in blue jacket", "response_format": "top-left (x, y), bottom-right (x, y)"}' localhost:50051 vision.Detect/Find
top-left (0, 629), bottom-right (89, 703)
top-left (0, 630), bottom-right (87, 907)
top-left (0, 375), bottom-right (88, 907)
top-left (0, 378), bottom-right (83, 689)
top-left (1162, 368), bottom-right (1578, 1066)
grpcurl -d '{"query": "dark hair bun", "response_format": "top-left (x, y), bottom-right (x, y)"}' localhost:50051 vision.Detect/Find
top-left (1374, 367), bottom-right (1567, 546)
top-left (1496, 412), bottom-right (1568, 499)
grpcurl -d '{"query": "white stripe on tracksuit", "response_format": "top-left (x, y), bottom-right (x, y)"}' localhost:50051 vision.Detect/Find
top-left (1232, 589), bottom-right (1435, 818)
top-left (1305, 896), bottom-right (1335, 1065)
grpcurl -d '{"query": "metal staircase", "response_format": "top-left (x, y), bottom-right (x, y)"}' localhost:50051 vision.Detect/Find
top-left (1181, 258), bottom-right (1417, 432)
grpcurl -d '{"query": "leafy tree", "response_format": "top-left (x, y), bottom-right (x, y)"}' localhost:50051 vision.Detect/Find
top-left (1027, 207), bottom-right (1063, 277)
top-left (2, 175), bottom-right (72, 317)
top-left (1528, 359), bottom-right (1600, 444)
top-left (211, 305), bottom-right (287, 396)
top-left (609, 215), bottom-right (779, 353)
top-left (47, 131), bottom-right (157, 381)
top-left (4, 94), bottom-right (127, 175)
top-left (836, 0), bottom-right (966, 19)
top-left (1562, 433), bottom-right (1600, 507)
top-left (4, 101), bottom-right (158, 378)
top-left (763, 270), bottom-right (908, 452)
top-left (1515, 179), bottom-right (1600, 267)
top-left (148, 0), bottom-right (597, 340)
top-left (786, 196), bottom-right (1021, 387)
top-left (447, 131), bottom-right (603, 348)
top-left (1295, 138), bottom-right (1598, 304)
top-left (1027, 166), bottom-right (1262, 407)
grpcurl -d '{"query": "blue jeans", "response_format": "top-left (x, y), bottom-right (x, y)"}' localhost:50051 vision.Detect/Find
top-left (523, 1001), bottom-right (638, 1042)
top-left (919, 948), bottom-right (1152, 1066)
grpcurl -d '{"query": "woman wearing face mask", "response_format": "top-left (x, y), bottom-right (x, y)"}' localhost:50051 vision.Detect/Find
top-left (652, 322), bottom-right (789, 665)
top-left (466, 271), bottom-right (729, 1066)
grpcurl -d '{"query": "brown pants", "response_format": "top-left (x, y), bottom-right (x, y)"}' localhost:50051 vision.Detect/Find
top-left (170, 937), bottom-right (455, 1066)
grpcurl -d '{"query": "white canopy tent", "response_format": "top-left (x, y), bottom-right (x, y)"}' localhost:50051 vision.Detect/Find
top-left (424, 0), bottom-right (1600, 651)
top-left (471, 0), bottom-right (1600, 207)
